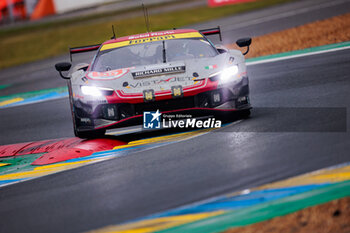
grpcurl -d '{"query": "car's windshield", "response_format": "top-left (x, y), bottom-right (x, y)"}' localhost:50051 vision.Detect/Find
top-left (92, 38), bottom-right (218, 72)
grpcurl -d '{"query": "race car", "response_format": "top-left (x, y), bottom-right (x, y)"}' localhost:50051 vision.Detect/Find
top-left (55, 27), bottom-right (252, 138)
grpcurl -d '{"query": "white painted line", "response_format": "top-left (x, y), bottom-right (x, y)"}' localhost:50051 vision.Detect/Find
top-left (247, 45), bottom-right (350, 66)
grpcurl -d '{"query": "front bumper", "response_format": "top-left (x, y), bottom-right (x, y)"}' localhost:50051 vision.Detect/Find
top-left (74, 79), bottom-right (250, 131)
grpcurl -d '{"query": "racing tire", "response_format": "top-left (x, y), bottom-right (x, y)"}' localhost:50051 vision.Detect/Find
top-left (74, 127), bottom-right (106, 139)
top-left (72, 112), bottom-right (106, 138)
top-left (239, 109), bottom-right (251, 119)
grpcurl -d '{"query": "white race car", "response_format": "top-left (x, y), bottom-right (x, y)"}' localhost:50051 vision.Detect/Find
top-left (55, 27), bottom-right (252, 138)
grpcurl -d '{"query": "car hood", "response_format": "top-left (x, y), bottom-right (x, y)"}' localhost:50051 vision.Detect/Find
top-left (73, 52), bottom-right (241, 94)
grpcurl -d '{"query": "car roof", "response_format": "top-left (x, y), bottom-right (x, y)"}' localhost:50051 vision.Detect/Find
top-left (102, 29), bottom-right (200, 45)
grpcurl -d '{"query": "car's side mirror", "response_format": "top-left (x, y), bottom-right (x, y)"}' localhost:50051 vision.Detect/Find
top-left (215, 45), bottom-right (228, 54)
top-left (55, 62), bottom-right (72, 79)
top-left (236, 38), bottom-right (251, 55)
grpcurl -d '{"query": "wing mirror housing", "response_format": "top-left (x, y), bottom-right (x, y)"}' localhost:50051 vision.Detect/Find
top-left (55, 62), bottom-right (72, 79)
top-left (236, 38), bottom-right (252, 55)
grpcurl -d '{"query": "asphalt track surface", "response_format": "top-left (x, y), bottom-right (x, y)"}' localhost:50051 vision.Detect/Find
top-left (1, 0), bottom-right (350, 232)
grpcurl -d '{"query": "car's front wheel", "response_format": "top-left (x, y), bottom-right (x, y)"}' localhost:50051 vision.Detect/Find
top-left (69, 90), bottom-right (106, 138)
top-left (72, 112), bottom-right (106, 138)
top-left (74, 127), bottom-right (106, 139)
top-left (239, 109), bottom-right (251, 119)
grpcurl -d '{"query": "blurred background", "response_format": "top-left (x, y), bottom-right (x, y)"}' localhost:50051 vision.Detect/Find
top-left (0, 0), bottom-right (235, 23)
top-left (2, 0), bottom-right (276, 70)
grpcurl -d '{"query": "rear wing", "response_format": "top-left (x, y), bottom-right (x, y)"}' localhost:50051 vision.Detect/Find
top-left (69, 44), bottom-right (101, 61)
top-left (199, 26), bottom-right (222, 41)
top-left (68, 27), bottom-right (222, 61)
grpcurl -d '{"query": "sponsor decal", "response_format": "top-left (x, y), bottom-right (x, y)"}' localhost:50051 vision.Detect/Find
top-left (86, 100), bottom-right (108, 104)
top-left (127, 76), bottom-right (193, 88)
top-left (101, 32), bottom-right (203, 51)
top-left (212, 92), bottom-right (221, 103)
top-left (128, 31), bottom-right (176, 40)
top-left (143, 89), bottom-right (155, 102)
top-left (128, 35), bottom-right (176, 45)
top-left (87, 69), bottom-right (129, 80)
top-left (143, 110), bottom-right (162, 129)
top-left (143, 110), bottom-right (222, 129)
top-left (171, 86), bottom-right (183, 98)
top-left (132, 66), bottom-right (186, 78)
top-left (205, 65), bottom-right (218, 70)
top-left (80, 118), bottom-right (92, 124)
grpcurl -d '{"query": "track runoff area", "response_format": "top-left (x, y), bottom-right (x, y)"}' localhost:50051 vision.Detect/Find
top-left (0, 41), bottom-right (350, 232)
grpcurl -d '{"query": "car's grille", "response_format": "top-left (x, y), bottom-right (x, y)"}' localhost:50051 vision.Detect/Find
top-left (76, 87), bottom-right (242, 121)
top-left (134, 96), bottom-right (195, 115)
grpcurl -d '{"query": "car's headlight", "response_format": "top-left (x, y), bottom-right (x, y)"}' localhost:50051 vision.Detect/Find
top-left (81, 86), bottom-right (102, 96)
top-left (209, 65), bottom-right (239, 83)
top-left (220, 65), bottom-right (239, 82)
top-left (81, 86), bottom-right (114, 97)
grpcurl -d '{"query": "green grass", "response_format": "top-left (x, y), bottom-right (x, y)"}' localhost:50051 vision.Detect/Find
top-left (0, 0), bottom-right (293, 70)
